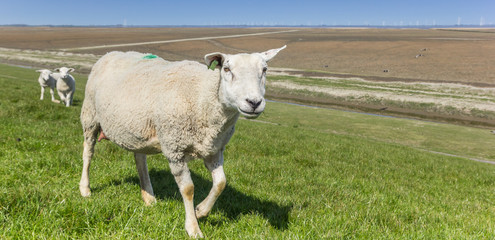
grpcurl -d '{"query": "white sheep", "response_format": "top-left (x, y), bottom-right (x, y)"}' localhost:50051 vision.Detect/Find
top-left (36, 69), bottom-right (59, 103)
top-left (52, 67), bottom-right (75, 107)
top-left (79, 46), bottom-right (286, 238)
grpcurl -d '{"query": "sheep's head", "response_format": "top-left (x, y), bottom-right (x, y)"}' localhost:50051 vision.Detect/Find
top-left (54, 67), bottom-right (75, 79)
top-left (36, 69), bottom-right (52, 80)
top-left (205, 45), bottom-right (286, 119)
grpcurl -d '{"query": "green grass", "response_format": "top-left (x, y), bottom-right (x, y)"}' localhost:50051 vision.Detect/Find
top-left (258, 101), bottom-right (495, 161)
top-left (1, 63), bottom-right (495, 239)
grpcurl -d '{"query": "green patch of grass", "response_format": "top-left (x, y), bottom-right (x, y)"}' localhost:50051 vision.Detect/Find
top-left (1, 64), bottom-right (495, 239)
top-left (258, 101), bottom-right (495, 161)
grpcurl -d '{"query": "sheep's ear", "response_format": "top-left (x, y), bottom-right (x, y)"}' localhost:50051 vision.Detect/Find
top-left (68, 68), bottom-right (75, 72)
top-left (260, 45), bottom-right (287, 62)
top-left (204, 52), bottom-right (225, 70)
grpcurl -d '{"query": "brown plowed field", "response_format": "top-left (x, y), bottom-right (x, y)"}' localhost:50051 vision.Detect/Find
top-left (1, 27), bottom-right (494, 86)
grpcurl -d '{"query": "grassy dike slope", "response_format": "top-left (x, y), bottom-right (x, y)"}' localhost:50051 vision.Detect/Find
top-left (1, 64), bottom-right (494, 239)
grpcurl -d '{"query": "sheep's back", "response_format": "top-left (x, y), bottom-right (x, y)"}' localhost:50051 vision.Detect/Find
top-left (86, 51), bottom-right (221, 155)
top-left (88, 51), bottom-right (212, 96)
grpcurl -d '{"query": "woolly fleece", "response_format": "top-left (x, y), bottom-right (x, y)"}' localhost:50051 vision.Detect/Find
top-left (82, 51), bottom-right (238, 161)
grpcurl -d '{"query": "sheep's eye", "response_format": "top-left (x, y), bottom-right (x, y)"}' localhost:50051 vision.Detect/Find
top-left (262, 67), bottom-right (268, 73)
top-left (224, 67), bottom-right (230, 72)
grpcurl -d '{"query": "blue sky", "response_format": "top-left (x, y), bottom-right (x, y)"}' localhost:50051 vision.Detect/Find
top-left (1, 0), bottom-right (493, 26)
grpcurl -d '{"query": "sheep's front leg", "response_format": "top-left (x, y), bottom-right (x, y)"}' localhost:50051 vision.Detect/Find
top-left (58, 91), bottom-right (66, 105)
top-left (195, 150), bottom-right (226, 218)
top-left (169, 160), bottom-right (203, 238)
top-left (134, 153), bottom-right (156, 206)
top-left (40, 87), bottom-right (45, 100)
top-left (67, 91), bottom-right (73, 106)
top-left (50, 88), bottom-right (60, 103)
top-left (65, 92), bottom-right (73, 107)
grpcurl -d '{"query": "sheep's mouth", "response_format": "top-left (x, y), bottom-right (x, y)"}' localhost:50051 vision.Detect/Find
top-left (239, 109), bottom-right (262, 119)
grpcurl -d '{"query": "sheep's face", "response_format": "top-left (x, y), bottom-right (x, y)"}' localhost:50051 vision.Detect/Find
top-left (54, 67), bottom-right (74, 79)
top-left (205, 45), bottom-right (286, 119)
top-left (36, 69), bottom-right (52, 80)
top-left (219, 54), bottom-right (268, 119)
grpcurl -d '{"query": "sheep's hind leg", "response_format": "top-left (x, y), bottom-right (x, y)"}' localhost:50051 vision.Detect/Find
top-left (169, 160), bottom-right (203, 238)
top-left (134, 153), bottom-right (156, 206)
top-left (79, 103), bottom-right (99, 197)
top-left (195, 150), bottom-right (226, 219)
top-left (40, 86), bottom-right (44, 100)
top-left (79, 133), bottom-right (97, 197)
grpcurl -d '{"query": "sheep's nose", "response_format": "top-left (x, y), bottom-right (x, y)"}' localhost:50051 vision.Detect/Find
top-left (246, 98), bottom-right (262, 109)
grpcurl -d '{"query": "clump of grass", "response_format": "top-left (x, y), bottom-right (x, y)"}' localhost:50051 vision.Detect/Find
top-left (470, 108), bottom-right (495, 119)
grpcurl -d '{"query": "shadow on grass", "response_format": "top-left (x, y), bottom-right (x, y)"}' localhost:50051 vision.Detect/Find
top-left (104, 168), bottom-right (292, 230)
top-left (71, 99), bottom-right (82, 106)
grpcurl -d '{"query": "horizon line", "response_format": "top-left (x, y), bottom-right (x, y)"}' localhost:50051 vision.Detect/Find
top-left (2, 23), bottom-right (495, 29)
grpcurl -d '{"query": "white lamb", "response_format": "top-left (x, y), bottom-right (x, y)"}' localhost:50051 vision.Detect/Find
top-left (52, 67), bottom-right (75, 107)
top-left (36, 69), bottom-right (59, 103)
top-left (79, 46), bottom-right (286, 238)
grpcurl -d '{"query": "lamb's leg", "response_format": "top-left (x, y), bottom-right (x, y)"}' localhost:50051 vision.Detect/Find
top-left (195, 150), bottom-right (226, 219)
top-left (50, 88), bottom-right (60, 103)
top-left (65, 92), bottom-right (73, 107)
top-left (169, 160), bottom-right (203, 238)
top-left (40, 86), bottom-right (44, 100)
top-left (79, 102), bottom-right (99, 197)
top-left (67, 91), bottom-right (73, 106)
top-left (134, 153), bottom-right (156, 206)
top-left (58, 92), bottom-right (66, 105)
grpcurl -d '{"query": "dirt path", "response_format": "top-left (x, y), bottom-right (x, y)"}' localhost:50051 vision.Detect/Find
top-left (60, 30), bottom-right (299, 51)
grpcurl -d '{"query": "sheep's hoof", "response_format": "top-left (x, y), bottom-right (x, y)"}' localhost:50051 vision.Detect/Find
top-left (141, 190), bottom-right (156, 206)
top-left (186, 225), bottom-right (204, 239)
top-left (80, 186), bottom-right (91, 197)
top-left (189, 231), bottom-right (204, 239)
top-left (195, 204), bottom-right (209, 219)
